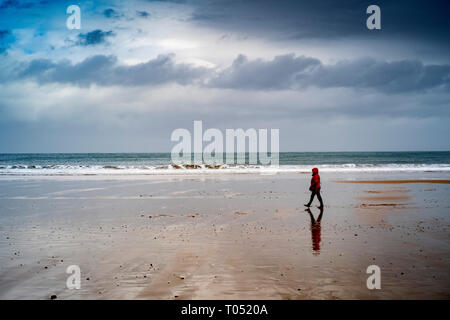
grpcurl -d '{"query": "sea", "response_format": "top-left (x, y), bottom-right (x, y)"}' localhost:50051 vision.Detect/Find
top-left (0, 152), bottom-right (449, 176)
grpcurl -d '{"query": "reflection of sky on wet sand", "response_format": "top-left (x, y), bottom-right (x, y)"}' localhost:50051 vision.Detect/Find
top-left (0, 172), bottom-right (449, 299)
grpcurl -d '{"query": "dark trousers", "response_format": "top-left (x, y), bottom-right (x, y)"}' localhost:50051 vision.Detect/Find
top-left (307, 188), bottom-right (323, 207)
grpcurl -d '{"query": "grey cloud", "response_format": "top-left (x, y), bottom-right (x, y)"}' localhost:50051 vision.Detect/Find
top-left (1, 84), bottom-right (449, 152)
top-left (137, 10), bottom-right (150, 18)
top-left (103, 8), bottom-right (121, 19)
top-left (211, 54), bottom-right (450, 93)
top-left (9, 52), bottom-right (450, 93)
top-left (76, 30), bottom-right (115, 46)
top-left (15, 54), bottom-right (208, 87)
top-left (0, 29), bottom-right (14, 54)
top-left (209, 54), bottom-right (320, 90)
top-left (297, 58), bottom-right (450, 93)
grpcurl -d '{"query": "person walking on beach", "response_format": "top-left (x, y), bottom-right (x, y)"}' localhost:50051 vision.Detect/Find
top-left (305, 167), bottom-right (323, 208)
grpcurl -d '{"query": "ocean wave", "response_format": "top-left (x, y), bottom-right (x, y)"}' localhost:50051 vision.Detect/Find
top-left (1, 163), bottom-right (450, 175)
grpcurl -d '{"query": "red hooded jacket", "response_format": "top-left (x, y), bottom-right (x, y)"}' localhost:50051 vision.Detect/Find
top-left (310, 168), bottom-right (321, 191)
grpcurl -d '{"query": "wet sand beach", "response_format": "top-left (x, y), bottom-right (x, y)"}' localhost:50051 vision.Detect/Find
top-left (0, 172), bottom-right (449, 299)
top-left (335, 180), bottom-right (450, 184)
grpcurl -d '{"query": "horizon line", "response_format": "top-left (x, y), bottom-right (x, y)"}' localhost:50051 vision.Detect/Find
top-left (1, 150), bottom-right (450, 154)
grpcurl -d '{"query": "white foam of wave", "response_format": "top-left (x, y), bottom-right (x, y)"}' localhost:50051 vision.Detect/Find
top-left (1, 163), bottom-right (450, 176)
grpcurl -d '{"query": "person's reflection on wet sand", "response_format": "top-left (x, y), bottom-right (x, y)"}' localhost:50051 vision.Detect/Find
top-left (305, 207), bottom-right (324, 255)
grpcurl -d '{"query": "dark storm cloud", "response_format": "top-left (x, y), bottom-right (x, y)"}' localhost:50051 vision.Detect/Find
top-left (14, 54), bottom-right (208, 87)
top-left (188, 0), bottom-right (450, 43)
top-left (210, 54), bottom-right (450, 93)
top-left (76, 30), bottom-right (115, 46)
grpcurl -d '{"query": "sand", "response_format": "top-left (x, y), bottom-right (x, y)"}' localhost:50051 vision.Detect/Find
top-left (0, 172), bottom-right (449, 299)
top-left (335, 180), bottom-right (450, 184)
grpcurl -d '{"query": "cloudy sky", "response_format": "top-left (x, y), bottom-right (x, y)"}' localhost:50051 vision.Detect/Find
top-left (0, 0), bottom-right (449, 152)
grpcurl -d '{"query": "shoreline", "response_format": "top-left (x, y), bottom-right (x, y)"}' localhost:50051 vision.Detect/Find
top-left (1, 169), bottom-right (450, 180)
